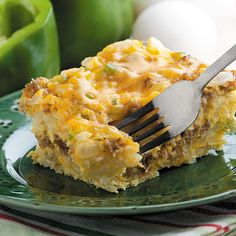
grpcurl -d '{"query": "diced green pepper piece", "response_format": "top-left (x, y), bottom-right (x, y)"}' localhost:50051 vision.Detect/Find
top-left (111, 97), bottom-right (118, 105)
top-left (104, 64), bottom-right (118, 75)
top-left (85, 92), bottom-right (96, 99)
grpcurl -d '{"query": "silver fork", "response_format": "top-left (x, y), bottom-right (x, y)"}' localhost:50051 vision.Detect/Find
top-left (115, 44), bottom-right (236, 154)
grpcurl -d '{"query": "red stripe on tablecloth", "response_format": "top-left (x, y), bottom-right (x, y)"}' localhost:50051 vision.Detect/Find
top-left (120, 216), bottom-right (223, 233)
top-left (190, 207), bottom-right (236, 216)
top-left (223, 226), bottom-right (230, 233)
top-left (0, 213), bottom-right (68, 236)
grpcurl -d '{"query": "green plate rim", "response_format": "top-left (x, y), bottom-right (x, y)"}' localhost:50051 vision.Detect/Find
top-left (0, 188), bottom-right (236, 215)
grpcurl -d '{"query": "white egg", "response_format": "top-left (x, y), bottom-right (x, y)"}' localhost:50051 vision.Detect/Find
top-left (132, 1), bottom-right (219, 63)
top-left (184, 0), bottom-right (236, 68)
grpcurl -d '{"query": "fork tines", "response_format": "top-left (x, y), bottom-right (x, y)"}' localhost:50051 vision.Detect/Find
top-left (115, 101), bottom-right (155, 130)
top-left (115, 102), bottom-right (171, 154)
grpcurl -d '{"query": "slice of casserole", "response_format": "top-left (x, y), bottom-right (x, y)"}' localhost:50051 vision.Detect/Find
top-left (19, 38), bottom-right (236, 193)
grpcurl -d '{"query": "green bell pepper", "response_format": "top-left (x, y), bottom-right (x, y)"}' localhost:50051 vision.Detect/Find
top-left (0, 0), bottom-right (60, 96)
top-left (51, 0), bottom-right (134, 68)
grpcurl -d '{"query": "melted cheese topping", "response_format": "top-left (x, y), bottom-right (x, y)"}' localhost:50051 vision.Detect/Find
top-left (31, 38), bottom-right (206, 125)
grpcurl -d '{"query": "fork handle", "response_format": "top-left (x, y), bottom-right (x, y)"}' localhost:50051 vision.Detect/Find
top-left (195, 44), bottom-right (236, 91)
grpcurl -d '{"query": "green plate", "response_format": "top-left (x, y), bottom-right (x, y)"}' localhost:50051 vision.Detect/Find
top-left (1, 91), bottom-right (236, 215)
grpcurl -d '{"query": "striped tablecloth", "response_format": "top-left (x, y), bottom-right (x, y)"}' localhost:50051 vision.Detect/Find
top-left (1, 198), bottom-right (236, 236)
